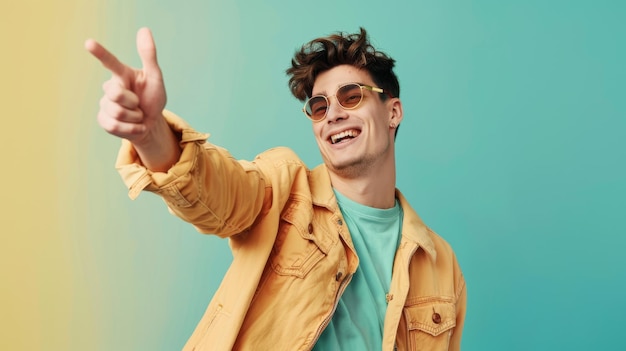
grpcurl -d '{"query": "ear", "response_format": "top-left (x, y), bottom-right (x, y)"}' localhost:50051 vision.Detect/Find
top-left (388, 98), bottom-right (404, 128)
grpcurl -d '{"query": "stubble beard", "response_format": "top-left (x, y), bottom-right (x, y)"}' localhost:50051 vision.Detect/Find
top-left (328, 155), bottom-right (372, 179)
top-left (325, 142), bottom-right (390, 180)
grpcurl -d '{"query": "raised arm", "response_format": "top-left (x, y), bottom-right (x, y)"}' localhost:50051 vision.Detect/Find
top-left (85, 27), bottom-right (180, 172)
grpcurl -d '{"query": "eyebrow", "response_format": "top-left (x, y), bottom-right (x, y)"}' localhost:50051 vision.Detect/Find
top-left (312, 82), bottom-right (366, 97)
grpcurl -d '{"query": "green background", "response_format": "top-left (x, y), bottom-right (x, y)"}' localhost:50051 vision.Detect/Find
top-left (2, 0), bottom-right (624, 350)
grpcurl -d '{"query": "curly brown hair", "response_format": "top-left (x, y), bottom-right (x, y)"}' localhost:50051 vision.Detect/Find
top-left (286, 28), bottom-right (400, 102)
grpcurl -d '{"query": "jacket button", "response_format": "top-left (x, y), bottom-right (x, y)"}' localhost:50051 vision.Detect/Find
top-left (335, 272), bottom-right (343, 281)
top-left (432, 312), bottom-right (442, 324)
top-left (308, 223), bottom-right (313, 234)
top-left (337, 219), bottom-right (343, 226)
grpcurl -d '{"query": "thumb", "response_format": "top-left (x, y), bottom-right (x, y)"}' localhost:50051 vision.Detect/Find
top-left (136, 27), bottom-right (161, 77)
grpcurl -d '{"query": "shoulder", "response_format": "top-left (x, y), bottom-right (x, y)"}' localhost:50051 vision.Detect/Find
top-left (426, 227), bottom-right (461, 267)
top-left (396, 189), bottom-right (463, 275)
top-left (422, 226), bottom-right (466, 299)
top-left (248, 147), bottom-right (314, 192)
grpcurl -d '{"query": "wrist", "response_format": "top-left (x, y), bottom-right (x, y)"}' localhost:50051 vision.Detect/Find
top-left (132, 114), bottom-right (182, 172)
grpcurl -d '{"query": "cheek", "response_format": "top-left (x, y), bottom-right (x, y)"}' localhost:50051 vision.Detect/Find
top-left (312, 126), bottom-right (325, 144)
top-left (369, 113), bottom-right (388, 133)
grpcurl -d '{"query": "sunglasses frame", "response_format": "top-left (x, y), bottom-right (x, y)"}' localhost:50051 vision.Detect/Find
top-left (302, 83), bottom-right (390, 122)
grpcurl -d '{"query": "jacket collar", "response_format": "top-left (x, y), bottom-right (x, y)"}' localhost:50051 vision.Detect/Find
top-left (310, 164), bottom-right (336, 210)
top-left (395, 190), bottom-right (437, 261)
top-left (309, 164), bottom-right (437, 261)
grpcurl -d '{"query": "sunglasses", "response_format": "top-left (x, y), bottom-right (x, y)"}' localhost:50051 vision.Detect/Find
top-left (302, 83), bottom-right (392, 122)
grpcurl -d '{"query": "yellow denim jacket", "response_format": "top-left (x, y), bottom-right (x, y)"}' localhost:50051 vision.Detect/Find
top-left (116, 111), bottom-right (466, 351)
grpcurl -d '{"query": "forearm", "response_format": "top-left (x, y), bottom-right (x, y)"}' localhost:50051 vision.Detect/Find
top-left (173, 148), bottom-right (267, 236)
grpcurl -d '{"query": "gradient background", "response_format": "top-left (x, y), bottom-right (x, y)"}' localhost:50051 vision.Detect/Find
top-left (2, 0), bottom-right (624, 350)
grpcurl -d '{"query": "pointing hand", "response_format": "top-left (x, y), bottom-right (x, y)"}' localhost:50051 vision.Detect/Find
top-left (86, 28), bottom-right (180, 172)
top-left (85, 27), bottom-right (167, 145)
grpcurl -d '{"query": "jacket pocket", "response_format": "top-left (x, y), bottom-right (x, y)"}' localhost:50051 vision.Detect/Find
top-left (403, 301), bottom-right (456, 351)
top-left (269, 198), bottom-right (326, 278)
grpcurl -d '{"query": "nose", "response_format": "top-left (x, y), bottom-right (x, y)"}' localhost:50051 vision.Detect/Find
top-left (325, 96), bottom-right (349, 123)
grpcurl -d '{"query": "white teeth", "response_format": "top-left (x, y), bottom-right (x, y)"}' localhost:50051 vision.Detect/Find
top-left (330, 130), bottom-right (359, 144)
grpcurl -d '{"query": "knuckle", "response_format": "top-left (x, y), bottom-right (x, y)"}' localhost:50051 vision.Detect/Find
top-left (110, 104), bottom-right (126, 120)
top-left (98, 112), bottom-right (122, 135)
top-left (104, 121), bottom-right (125, 136)
top-left (110, 89), bottom-right (126, 104)
top-left (101, 99), bottom-right (128, 121)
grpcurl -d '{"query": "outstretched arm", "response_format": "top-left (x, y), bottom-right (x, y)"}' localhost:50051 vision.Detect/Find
top-left (85, 27), bottom-right (180, 172)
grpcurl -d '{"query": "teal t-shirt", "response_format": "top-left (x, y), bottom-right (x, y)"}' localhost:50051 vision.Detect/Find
top-left (313, 190), bottom-right (403, 350)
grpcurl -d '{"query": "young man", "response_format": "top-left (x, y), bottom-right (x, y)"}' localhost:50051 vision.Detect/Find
top-left (86, 27), bottom-right (466, 351)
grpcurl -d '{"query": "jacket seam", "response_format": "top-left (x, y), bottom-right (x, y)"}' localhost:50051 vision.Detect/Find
top-left (455, 274), bottom-right (466, 301)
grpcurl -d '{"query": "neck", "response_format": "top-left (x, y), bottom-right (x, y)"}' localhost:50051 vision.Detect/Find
top-left (329, 158), bottom-right (397, 209)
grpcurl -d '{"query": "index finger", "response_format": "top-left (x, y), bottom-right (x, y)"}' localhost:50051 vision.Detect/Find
top-left (84, 39), bottom-right (128, 78)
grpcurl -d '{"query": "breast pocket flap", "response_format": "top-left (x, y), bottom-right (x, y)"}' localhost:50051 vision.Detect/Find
top-left (404, 301), bottom-right (456, 337)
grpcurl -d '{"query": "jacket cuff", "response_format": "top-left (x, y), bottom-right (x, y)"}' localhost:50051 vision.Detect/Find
top-left (115, 110), bottom-right (210, 200)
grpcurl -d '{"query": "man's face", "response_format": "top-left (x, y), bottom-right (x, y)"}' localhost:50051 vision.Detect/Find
top-left (311, 64), bottom-right (402, 178)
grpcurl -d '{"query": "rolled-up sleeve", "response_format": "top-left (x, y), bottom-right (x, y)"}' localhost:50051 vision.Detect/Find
top-left (115, 110), bottom-right (267, 237)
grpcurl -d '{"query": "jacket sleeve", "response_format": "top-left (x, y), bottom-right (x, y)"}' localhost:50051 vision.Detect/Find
top-left (115, 110), bottom-right (268, 238)
top-left (448, 261), bottom-right (467, 350)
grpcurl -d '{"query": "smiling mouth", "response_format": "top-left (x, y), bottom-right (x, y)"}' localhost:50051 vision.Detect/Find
top-left (329, 129), bottom-right (360, 144)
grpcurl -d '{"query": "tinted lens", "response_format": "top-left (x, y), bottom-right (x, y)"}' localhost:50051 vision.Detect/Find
top-left (305, 96), bottom-right (328, 121)
top-left (336, 84), bottom-right (363, 109)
